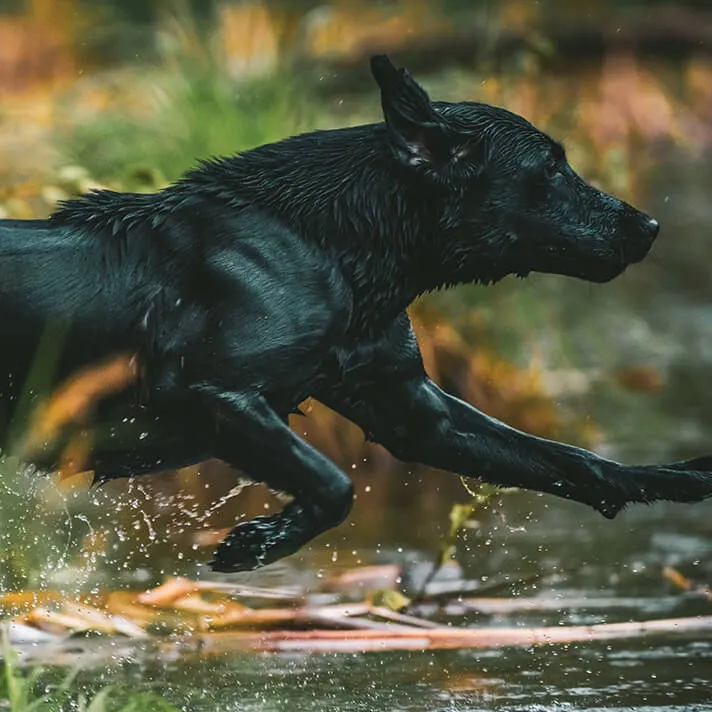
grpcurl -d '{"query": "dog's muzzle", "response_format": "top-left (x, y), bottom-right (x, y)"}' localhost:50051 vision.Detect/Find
top-left (620, 212), bottom-right (660, 264)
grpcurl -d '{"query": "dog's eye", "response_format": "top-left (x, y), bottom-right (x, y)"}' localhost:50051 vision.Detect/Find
top-left (544, 159), bottom-right (561, 179)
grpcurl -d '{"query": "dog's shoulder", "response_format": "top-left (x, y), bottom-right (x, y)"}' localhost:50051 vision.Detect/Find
top-left (173, 200), bottom-right (353, 395)
top-left (196, 202), bottom-right (353, 330)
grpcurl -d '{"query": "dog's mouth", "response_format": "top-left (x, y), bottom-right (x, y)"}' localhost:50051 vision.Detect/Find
top-left (576, 260), bottom-right (629, 283)
top-left (527, 245), bottom-right (629, 284)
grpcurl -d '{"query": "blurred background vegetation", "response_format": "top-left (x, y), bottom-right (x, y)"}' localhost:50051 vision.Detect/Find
top-left (0, 0), bottom-right (711, 594)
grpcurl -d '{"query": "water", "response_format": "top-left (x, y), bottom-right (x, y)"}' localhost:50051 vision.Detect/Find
top-left (14, 484), bottom-right (712, 709)
top-left (34, 635), bottom-right (712, 710)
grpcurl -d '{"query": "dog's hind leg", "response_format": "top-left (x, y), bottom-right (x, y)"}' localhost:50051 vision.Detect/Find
top-left (88, 436), bottom-right (210, 483)
top-left (22, 431), bottom-right (204, 480)
top-left (185, 383), bottom-right (354, 572)
top-left (79, 404), bottom-right (214, 483)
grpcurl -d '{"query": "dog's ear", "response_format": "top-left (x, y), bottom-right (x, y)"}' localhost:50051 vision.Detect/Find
top-left (370, 55), bottom-right (452, 167)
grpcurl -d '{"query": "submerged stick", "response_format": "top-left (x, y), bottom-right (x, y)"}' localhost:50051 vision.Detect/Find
top-left (196, 615), bottom-right (712, 654)
top-left (9, 615), bottom-right (712, 665)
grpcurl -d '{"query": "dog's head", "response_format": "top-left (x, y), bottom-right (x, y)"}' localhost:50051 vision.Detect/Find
top-left (371, 55), bottom-right (659, 285)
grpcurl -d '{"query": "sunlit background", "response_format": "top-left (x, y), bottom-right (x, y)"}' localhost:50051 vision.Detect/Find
top-left (1, 1), bottom-right (712, 710)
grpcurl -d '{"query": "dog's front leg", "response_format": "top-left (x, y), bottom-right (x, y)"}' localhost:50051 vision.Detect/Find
top-left (322, 367), bottom-right (712, 518)
top-left (189, 383), bottom-right (354, 572)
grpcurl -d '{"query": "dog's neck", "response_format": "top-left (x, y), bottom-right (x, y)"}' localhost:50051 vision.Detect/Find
top-left (195, 125), bottom-right (468, 334)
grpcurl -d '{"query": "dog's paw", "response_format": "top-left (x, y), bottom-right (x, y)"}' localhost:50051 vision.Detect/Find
top-left (593, 498), bottom-right (626, 520)
top-left (208, 511), bottom-right (302, 573)
top-left (585, 456), bottom-right (712, 519)
top-left (612, 458), bottom-right (712, 509)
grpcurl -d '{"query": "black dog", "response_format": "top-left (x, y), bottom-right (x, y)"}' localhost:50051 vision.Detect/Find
top-left (1, 54), bottom-right (711, 572)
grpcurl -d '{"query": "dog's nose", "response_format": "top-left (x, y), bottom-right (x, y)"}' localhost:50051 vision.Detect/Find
top-left (646, 217), bottom-right (660, 239)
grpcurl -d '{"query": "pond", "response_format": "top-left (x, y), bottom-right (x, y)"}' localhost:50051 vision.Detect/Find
top-left (20, 483), bottom-right (712, 710)
top-left (60, 636), bottom-right (712, 710)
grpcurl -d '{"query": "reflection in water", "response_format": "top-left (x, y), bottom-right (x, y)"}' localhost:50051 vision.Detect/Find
top-left (68, 638), bottom-right (712, 711)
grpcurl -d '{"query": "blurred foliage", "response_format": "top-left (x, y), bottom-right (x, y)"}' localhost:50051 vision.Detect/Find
top-left (418, 483), bottom-right (508, 593)
top-left (1, 630), bottom-right (179, 712)
top-left (2, 633), bottom-right (78, 712)
top-left (64, 73), bottom-right (310, 188)
top-left (59, 9), bottom-right (314, 185)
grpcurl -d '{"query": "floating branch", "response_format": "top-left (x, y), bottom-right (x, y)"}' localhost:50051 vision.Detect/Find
top-left (197, 614), bottom-right (712, 654)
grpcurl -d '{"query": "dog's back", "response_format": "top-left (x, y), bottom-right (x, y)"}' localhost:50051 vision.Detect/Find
top-left (0, 199), bottom-right (166, 393)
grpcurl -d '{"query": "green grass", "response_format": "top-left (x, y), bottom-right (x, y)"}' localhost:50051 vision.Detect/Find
top-left (61, 4), bottom-right (319, 188)
top-left (1, 629), bottom-right (179, 712)
top-left (0, 320), bottom-right (84, 591)
top-left (62, 59), bottom-right (317, 189)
